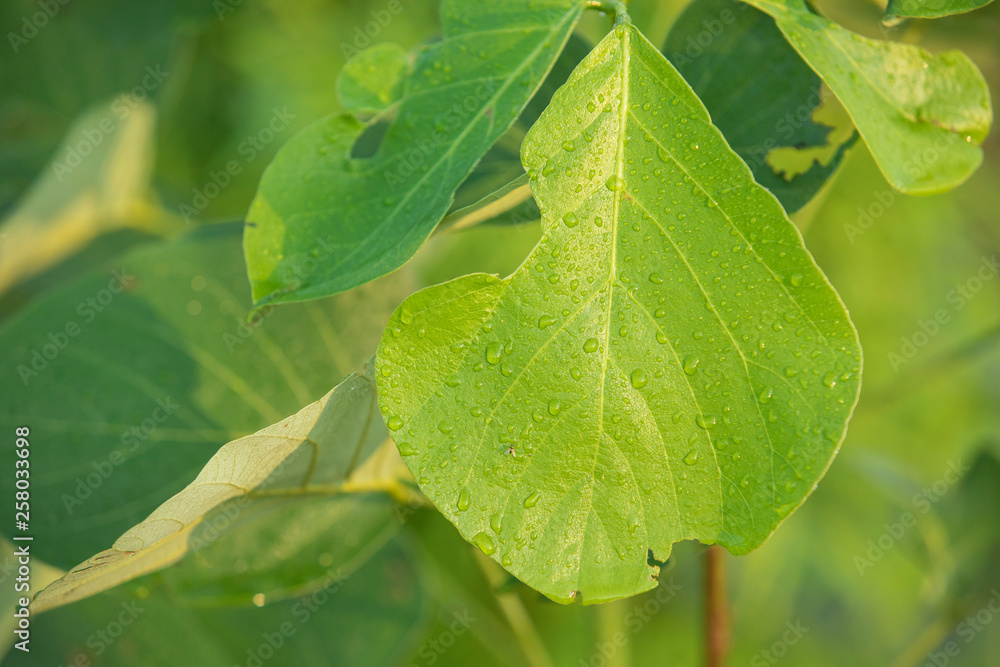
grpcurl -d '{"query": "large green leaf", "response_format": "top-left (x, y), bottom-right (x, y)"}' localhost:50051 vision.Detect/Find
top-left (742, 0), bottom-right (992, 195)
top-left (0, 0), bottom-right (217, 209)
top-left (664, 0), bottom-right (854, 213)
top-left (0, 99), bottom-right (170, 297)
top-left (243, 0), bottom-right (586, 306)
top-left (884, 0), bottom-right (997, 25)
top-left (0, 225), bottom-right (406, 568)
top-left (30, 363), bottom-right (410, 613)
top-left (376, 21), bottom-right (861, 603)
top-left (5, 541), bottom-right (429, 667)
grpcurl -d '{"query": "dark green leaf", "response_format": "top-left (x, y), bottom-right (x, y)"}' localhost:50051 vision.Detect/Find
top-left (664, 0), bottom-right (853, 212)
top-left (243, 0), bottom-right (587, 306)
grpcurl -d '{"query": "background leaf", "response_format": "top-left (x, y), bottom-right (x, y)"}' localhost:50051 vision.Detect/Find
top-left (664, 0), bottom-right (854, 213)
top-left (0, 224), bottom-right (408, 569)
top-left (884, 0), bottom-right (997, 25)
top-left (3, 541), bottom-right (429, 667)
top-left (377, 22), bottom-right (861, 604)
top-left (243, 0), bottom-right (587, 306)
top-left (0, 99), bottom-right (171, 297)
top-left (31, 364), bottom-right (410, 613)
top-left (743, 0), bottom-right (992, 194)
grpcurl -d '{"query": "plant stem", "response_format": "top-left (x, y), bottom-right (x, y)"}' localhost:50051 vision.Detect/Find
top-left (596, 598), bottom-right (631, 667)
top-left (473, 551), bottom-right (555, 667)
top-left (586, 0), bottom-right (631, 24)
top-left (436, 173), bottom-right (534, 234)
top-left (705, 546), bottom-right (730, 667)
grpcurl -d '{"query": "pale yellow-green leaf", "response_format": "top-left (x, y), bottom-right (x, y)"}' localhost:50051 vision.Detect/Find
top-left (31, 364), bottom-right (411, 614)
top-left (0, 97), bottom-right (171, 295)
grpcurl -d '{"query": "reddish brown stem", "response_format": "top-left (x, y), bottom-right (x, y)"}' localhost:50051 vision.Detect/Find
top-left (705, 545), bottom-right (730, 667)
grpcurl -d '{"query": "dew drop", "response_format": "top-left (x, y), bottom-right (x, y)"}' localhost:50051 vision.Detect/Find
top-left (538, 314), bottom-right (557, 329)
top-left (683, 355), bottom-right (700, 375)
top-left (758, 387), bottom-right (773, 404)
top-left (472, 532), bottom-right (496, 555)
top-left (457, 488), bottom-right (471, 511)
top-left (485, 341), bottom-right (503, 365)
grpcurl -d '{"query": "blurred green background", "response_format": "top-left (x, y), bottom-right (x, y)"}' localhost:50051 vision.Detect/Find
top-left (1, 0), bottom-right (999, 665)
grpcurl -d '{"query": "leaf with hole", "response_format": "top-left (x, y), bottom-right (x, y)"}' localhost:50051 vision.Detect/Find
top-left (743, 0), bottom-right (992, 195)
top-left (376, 22), bottom-right (862, 603)
top-left (243, 0), bottom-right (587, 306)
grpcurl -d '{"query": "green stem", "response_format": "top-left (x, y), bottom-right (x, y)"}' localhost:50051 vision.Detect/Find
top-left (473, 551), bottom-right (555, 667)
top-left (586, 0), bottom-right (631, 24)
top-left (436, 173), bottom-right (534, 234)
top-left (596, 598), bottom-right (632, 667)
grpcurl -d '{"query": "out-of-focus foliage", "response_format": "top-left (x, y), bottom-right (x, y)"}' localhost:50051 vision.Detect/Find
top-left (1, 0), bottom-right (999, 665)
